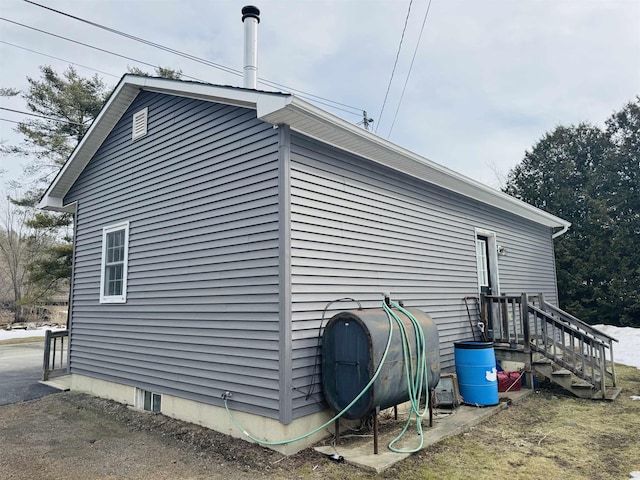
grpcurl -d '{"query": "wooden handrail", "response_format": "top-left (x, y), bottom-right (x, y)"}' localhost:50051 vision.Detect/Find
top-left (43, 329), bottom-right (69, 381)
top-left (541, 302), bottom-right (618, 343)
top-left (528, 303), bottom-right (609, 349)
top-left (481, 293), bottom-right (617, 390)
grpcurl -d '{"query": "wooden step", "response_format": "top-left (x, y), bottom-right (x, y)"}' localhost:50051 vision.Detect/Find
top-left (570, 381), bottom-right (593, 389)
top-left (600, 387), bottom-right (622, 401)
top-left (533, 358), bottom-right (552, 365)
top-left (552, 369), bottom-right (572, 376)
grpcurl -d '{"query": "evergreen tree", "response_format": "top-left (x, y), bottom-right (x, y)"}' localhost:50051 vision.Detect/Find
top-left (127, 66), bottom-right (183, 79)
top-left (3, 66), bottom-right (110, 304)
top-left (4, 64), bottom-right (182, 306)
top-left (505, 98), bottom-right (640, 326)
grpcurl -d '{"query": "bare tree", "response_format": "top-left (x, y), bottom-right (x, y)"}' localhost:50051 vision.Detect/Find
top-left (0, 187), bottom-right (53, 322)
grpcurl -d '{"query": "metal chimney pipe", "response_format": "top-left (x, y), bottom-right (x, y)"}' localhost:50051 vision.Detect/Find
top-left (241, 5), bottom-right (260, 89)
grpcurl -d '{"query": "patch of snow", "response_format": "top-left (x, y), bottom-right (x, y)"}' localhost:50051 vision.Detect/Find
top-left (592, 325), bottom-right (640, 370)
top-left (631, 396), bottom-right (640, 401)
top-left (630, 472), bottom-right (640, 479)
top-left (0, 326), bottom-right (66, 341)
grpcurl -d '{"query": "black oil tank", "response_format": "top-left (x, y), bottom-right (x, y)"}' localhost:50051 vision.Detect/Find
top-left (321, 307), bottom-right (440, 420)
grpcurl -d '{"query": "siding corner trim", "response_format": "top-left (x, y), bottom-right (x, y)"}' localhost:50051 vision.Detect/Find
top-left (278, 124), bottom-right (293, 425)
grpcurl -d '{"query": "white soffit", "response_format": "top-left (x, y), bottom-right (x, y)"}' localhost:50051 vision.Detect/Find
top-left (261, 98), bottom-right (570, 230)
top-left (39, 76), bottom-right (570, 231)
top-left (38, 76), bottom-right (290, 210)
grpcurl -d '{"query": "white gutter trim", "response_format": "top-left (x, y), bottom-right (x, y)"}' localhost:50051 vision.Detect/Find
top-left (552, 223), bottom-right (571, 239)
top-left (275, 96), bottom-right (571, 229)
top-left (38, 75), bottom-right (571, 231)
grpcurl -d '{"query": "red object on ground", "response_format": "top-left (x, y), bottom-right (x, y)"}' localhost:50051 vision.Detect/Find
top-left (498, 371), bottom-right (522, 392)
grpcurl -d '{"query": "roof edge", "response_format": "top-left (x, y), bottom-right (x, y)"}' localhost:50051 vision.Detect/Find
top-left (39, 76), bottom-right (570, 231)
top-left (263, 96), bottom-right (571, 229)
top-left (39, 75), bottom-right (292, 210)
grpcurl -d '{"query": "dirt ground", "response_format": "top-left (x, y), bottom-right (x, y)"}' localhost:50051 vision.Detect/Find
top-left (1, 364), bottom-right (639, 480)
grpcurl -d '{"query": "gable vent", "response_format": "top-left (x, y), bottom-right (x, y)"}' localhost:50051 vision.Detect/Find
top-left (132, 107), bottom-right (148, 140)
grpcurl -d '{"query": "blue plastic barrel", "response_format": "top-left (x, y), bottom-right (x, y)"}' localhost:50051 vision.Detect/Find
top-left (454, 341), bottom-right (499, 406)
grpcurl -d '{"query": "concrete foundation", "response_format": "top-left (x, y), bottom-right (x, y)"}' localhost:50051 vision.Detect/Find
top-left (69, 374), bottom-right (333, 454)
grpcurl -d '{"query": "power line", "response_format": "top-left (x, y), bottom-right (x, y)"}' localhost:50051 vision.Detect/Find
top-left (2, 18), bottom-right (360, 118)
top-left (0, 40), bottom-right (119, 78)
top-left (0, 107), bottom-right (86, 125)
top-left (375, 0), bottom-right (414, 134)
top-left (0, 17), bottom-right (208, 83)
top-left (20, 0), bottom-right (365, 116)
top-left (0, 118), bottom-right (21, 124)
top-left (256, 78), bottom-right (362, 113)
top-left (21, 0), bottom-right (240, 77)
top-left (388, 0), bottom-right (433, 138)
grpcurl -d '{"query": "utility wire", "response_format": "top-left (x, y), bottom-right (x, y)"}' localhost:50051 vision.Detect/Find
top-left (388, 0), bottom-right (433, 138)
top-left (0, 37), bottom-right (358, 116)
top-left (21, 0), bottom-right (365, 116)
top-left (0, 40), bottom-right (119, 78)
top-left (375, 0), bottom-right (413, 134)
top-left (256, 78), bottom-right (361, 113)
top-left (0, 107), bottom-right (86, 125)
top-left (21, 0), bottom-right (240, 76)
top-left (0, 17), bottom-right (208, 83)
top-left (0, 118), bottom-right (21, 124)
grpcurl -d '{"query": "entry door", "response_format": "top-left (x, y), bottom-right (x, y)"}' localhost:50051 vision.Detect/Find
top-left (476, 235), bottom-right (492, 295)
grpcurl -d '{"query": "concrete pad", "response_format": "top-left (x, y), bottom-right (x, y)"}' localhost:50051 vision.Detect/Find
top-left (40, 375), bottom-right (71, 391)
top-left (313, 389), bottom-right (532, 473)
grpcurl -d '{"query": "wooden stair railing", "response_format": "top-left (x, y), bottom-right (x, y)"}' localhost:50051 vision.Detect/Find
top-left (480, 293), bottom-right (618, 399)
top-left (43, 329), bottom-right (69, 381)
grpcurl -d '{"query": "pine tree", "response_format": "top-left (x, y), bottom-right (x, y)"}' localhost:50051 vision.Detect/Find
top-left (3, 64), bottom-right (182, 309)
top-left (504, 98), bottom-right (640, 326)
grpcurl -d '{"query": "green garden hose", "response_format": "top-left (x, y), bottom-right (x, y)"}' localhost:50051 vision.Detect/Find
top-left (224, 299), bottom-right (430, 453)
top-left (223, 299), bottom-right (395, 446)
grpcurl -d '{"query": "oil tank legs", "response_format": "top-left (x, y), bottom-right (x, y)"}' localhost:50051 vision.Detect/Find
top-left (429, 389), bottom-right (434, 427)
top-left (373, 407), bottom-right (380, 454)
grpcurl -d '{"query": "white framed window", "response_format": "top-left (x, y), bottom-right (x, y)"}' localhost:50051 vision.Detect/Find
top-left (136, 388), bottom-right (162, 413)
top-left (132, 107), bottom-right (148, 140)
top-left (100, 221), bottom-right (129, 303)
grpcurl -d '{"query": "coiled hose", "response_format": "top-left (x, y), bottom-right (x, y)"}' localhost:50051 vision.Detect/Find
top-left (224, 299), bottom-right (430, 453)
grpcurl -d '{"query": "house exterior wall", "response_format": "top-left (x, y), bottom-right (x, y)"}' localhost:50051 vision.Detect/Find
top-left (288, 133), bottom-right (558, 419)
top-left (64, 91), bottom-right (283, 419)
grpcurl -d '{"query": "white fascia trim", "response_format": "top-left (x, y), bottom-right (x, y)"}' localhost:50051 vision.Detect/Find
top-left (38, 74), bottom-right (569, 231)
top-left (40, 198), bottom-right (76, 213)
top-left (138, 77), bottom-right (291, 115)
top-left (38, 75), bottom-right (291, 212)
top-left (38, 78), bottom-right (137, 211)
top-left (271, 97), bottom-right (570, 230)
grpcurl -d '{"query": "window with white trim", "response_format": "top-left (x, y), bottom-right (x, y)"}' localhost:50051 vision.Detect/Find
top-left (100, 222), bottom-right (129, 303)
top-left (136, 388), bottom-right (162, 413)
top-left (132, 107), bottom-right (148, 140)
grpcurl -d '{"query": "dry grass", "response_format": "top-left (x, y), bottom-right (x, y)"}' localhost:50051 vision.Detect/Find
top-left (375, 363), bottom-right (640, 480)
top-left (0, 336), bottom-right (44, 345)
top-left (0, 356), bottom-right (637, 479)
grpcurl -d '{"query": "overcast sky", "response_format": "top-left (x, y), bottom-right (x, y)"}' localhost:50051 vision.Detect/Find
top-left (1, 0), bottom-right (639, 189)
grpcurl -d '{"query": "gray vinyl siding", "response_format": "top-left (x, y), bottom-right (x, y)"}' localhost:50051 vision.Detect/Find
top-left (64, 91), bottom-right (282, 419)
top-left (289, 133), bottom-right (558, 419)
